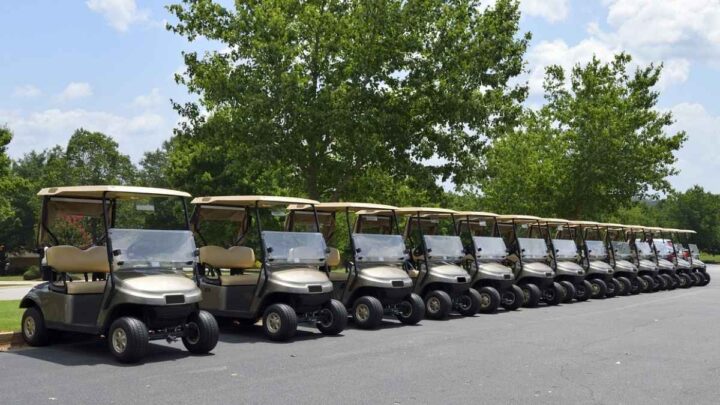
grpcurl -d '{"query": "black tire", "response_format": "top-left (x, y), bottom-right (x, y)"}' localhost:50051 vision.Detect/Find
top-left (559, 281), bottom-right (576, 303)
top-left (182, 310), bottom-right (219, 354)
top-left (589, 279), bottom-right (607, 299)
top-left (629, 277), bottom-right (641, 295)
top-left (21, 306), bottom-right (50, 346)
top-left (501, 285), bottom-right (524, 311)
top-left (457, 288), bottom-right (482, 316)
top-left (396, 293), bottom-right (425, 325)
top-left (689, 272), bottom-right (702, 286)
top-left (108, 316), bottom-right (149, 363)
top-left (640, 274), bottom-right (656, 293)
top-left (317, 299), bottom-right (348, 335)
top-left (703, 272), bottom-right (711, 285)
top-left (678, 273), bottom-right (691, 289)
top-left (576, 280), bottom-right (592, 301)
top-left (662, 274), bottom-right (677, 290)
top-left (424, 290), bottom-right (452, 319)
top-left (616, 277), bottom-right (632, 296)
top-left (543, 282), bottom-right (563, 306)
top-left (654, 275), bottom-right (666, 291)
top-left (520, 283), bottom-right (541, 308)
top-left (475, 287), bottom-right (499, 314)
top-left (606, 278), bottom-right (620, 297)
top-left (352, 296), bottom-right (384, 329)
top-left (262, 303), bottom-right (298, 341)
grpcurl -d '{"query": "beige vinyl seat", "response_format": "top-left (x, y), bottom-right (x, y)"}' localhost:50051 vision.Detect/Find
top-left (199, 245), bottom-right (260, 286)
top-left (325, 248), bottom-right (349, 281)
top-left (45, 246), bottom-right (109, 295)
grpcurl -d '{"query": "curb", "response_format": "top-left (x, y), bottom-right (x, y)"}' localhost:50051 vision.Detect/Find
top-left (0, 331), bottom-right (23, 346)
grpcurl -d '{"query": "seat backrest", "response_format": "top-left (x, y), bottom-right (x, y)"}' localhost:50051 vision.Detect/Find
top-left (326, 247), bottom-right (341, 267)
top-left (45, 246), bottom-right (110, 273)
top-left (200, 246), bottom-right (255, 269)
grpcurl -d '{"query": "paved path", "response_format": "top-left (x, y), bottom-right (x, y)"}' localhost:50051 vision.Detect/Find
top-left (0, 286), bottom-right (35, 301)
top-left (1, 266), bottom-right (718, 404)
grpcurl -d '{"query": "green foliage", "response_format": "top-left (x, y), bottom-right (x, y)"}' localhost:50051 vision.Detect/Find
top-left (22, 265), bottom-right (40, 281)
top-left (166, 0), bottom-right (529, 200)
top-left (481, 54), bottom-right (686, 219)
top-left (660, 187), bottom-right (720, 253)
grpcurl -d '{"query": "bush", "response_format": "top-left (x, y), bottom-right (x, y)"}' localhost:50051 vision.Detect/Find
top-left (22, 265), bottom-right (40, 280)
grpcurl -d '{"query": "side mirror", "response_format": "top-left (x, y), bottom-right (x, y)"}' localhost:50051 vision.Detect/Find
top-left (356, 248), bottom-right (362, 253)
top-left (267, 247), bottom-right (274, 253)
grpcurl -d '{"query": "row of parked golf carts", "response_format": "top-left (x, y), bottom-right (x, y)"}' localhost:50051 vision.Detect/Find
top-left (18, 186), bottom-right (710, 362)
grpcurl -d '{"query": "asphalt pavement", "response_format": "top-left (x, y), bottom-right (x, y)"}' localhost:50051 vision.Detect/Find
top-left (1, 265), bottom-right (718, 404)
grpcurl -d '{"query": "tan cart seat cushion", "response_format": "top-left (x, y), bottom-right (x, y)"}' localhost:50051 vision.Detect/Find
top-left (407, 269), bottom-right (419, 278)
top-left (220, 272), bottom-right (260, 286)
top-left (46, 246), bottom-right (110, 273)
top-left (326, 247), bottom-right (341, 267)
top-left (200, 246), bottom-right (255, 269)
top-left (328, 271), bottom-right (349, 281)
top-left (66, 281), bottom-right (107, 295)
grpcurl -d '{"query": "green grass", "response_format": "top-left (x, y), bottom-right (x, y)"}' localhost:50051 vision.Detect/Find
top-left (0, 300), bottom-right (22, 332)
top-left (700, 252), bottom-right (720, 264)
top-left (0, 275), bottom-right (30, 282)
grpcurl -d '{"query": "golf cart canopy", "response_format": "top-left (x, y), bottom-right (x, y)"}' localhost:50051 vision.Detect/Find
top-left (565, 220), bottom-right (601, 228)
top-left (191, 195), bottom-right (319, 208)
top-left (602, 223), bottom-right (626, 230)
top-left (495, 214), bottom-right (541, 224)
top-left (289, 202), bottom-right (398, 213)
top-left (394, 207), bottom-right (458, 217)
top-left (38, 185), bottom-right (191, 199)
top-left (539, 218), bottom-right (569, 225)
top-left (454, 211), bottom-right (499, 219)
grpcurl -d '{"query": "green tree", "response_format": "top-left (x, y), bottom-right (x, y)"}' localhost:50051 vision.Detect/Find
top-left (64, 129), bottom-right (136, 185)
top-left (166, 0), bottom-right (529, 201)
top-left (481, 53), bottom-right (686, 219)
top-left (660, 187), bottom-right (720, 253)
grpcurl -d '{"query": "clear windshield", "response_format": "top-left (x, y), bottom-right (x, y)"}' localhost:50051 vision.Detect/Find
top-left (110, 229), bottom-right (196, 270)
top-left (611, 241), bottom-right (632, 259)
top-left (635, 240), bottom-right (654, 258)
top-left (353, 234), bottom-right (407, 263)
top-left (585, 240), bottom-right (607, 259)
top-left (552, 239), bottom-right (578, 260)
top-left (262, 231), bottom-right (326, 264)
top-left (473, 236), bottom-right (507, 260)
top-left (689, 244), bottom-right (700, 258)
top-left (653, 240), bottom-right (673, 255)
top-left (423, 235), bottom-right (465, 261)
top-left (518, 238), bottom-right (548, 260)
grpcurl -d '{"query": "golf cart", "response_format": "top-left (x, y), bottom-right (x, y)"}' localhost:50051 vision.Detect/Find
top-left (664, 228), bottom-right (700, 287)
top-left (603, 223), bottom-right (644, 294)
top-left (536, 218), bottom-right (592, 303)
top-left (679, 229), bottom-right (710, 286)
top-left (455, 211), bottom-right (524, 312)
top-left (495, 215), bottom-right (562, 307)
top-left (564, 221), bottom-right (618, 298)
top-left (20, 186), bottom-right (219, 363)
top-left (646, 227), bottom-right (689, 289)
top-left (395, 208), bottom-right (482, 319)
top-left (286, 202), bottom-right (425, 328)
top-left (626, 225), bottom-right (665, 291)
top-left (191, 196), bottom-right (347, 341)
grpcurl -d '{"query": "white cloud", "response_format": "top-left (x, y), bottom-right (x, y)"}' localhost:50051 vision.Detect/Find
top-left (132, 88), bottom-right (164, 108)
top-left (57, 82), bottom-right (93, 101)
top-left (1, 108), bottom-right (166, 162)
top-left (666, 102), bottom-right (720, 193)
top-left (603, 0), bottom-right (720, 63)
top-left (521, 0), bottom-right (569, 23)
top-left (86, 0), bottom-right (150, 32)
top-left (12, 85), bottom-right (42, 98)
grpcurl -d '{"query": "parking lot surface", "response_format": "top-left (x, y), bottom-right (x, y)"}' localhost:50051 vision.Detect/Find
top-left (1, 266), bottom-right (718, 405)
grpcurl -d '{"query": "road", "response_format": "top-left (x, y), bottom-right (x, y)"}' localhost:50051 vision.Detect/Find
top-left (1, 266), bottom-right (718, 404)
top-left (0, 286), bottom-right (35, 301)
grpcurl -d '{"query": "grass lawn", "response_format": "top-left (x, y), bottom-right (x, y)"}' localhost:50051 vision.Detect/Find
top-left (700, 252), bottom-right (720, 264)
top-left (0, 275), bottom-right (28, 282)
top-left (0, 300), bottom-right (23, 332)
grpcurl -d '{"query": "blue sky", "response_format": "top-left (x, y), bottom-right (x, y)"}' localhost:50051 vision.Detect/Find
top-left (1, 0), bottom-right (719, 192)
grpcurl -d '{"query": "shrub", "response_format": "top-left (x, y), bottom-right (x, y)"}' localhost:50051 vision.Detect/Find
top-left (22, 265), bottom-right (40, 280)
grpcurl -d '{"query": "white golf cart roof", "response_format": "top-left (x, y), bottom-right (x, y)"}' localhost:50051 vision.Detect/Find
top-left (454, 211), bottom-right (499, 219)
top-left (601, 222), bottom-right (627, 230)
top-left (191, 195), bottom-right (319, 207)
top-left (565, 220), bottom-right (601, 227)
top-left (679, 229), bottom-right (697, 234)
top-left (394, 207), bottom-right (459, 217)
top-left (539, 217), bottom-right (570, 225)
top-left (495, 214), bottom-right (541, 223)
top-left (38, 185), bottom-right (191, 199)
top-left (288, 202), bottom-right (398, 213)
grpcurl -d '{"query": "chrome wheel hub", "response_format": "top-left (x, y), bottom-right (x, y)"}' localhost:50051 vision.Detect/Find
top-left (319, 308), bottom-right (333, 327)
top-left (427, 297), bottom-right (440, 313)
top-left (355, 304), bottom-right (370, 321)
top-left (185, 322), bottom-right (200, 344)
top-left (266, 312), bottom-right (282, 333)
top-left (24, 316), bottom-right (36, 338)
top-left (479, 293), bottom-right (491, 308)
top-left (112, 328), bottom-right (128, 354)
